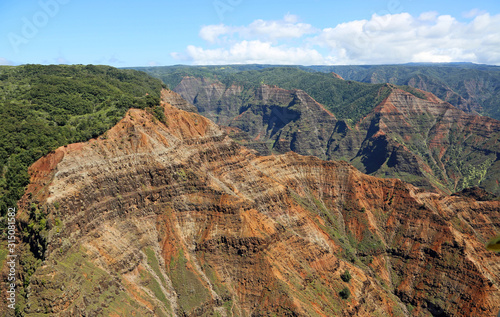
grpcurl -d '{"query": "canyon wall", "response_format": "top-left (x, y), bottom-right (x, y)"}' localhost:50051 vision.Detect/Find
top-left (11, 91), bottom-right (500, 316)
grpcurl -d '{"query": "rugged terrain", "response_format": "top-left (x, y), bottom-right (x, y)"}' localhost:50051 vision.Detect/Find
top-left (319, 63), bottom-right (500, 120)
top-left (138, 63), bottom-right (500, 120)
top-left (8, 90), bottom-right (500, 316)
top-left (173, 76), bottom-right (500, 195)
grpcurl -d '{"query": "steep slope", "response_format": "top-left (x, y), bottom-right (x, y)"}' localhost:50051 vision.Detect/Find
top-left (347, 87), bottom-right (500, 193)
top-left (153, 67), bottom-right (394, 124)
top-left (177, 78), bottom-right (338, 158)
top-left (10, 91), bottom-right (500, 316)
top-left (174, 77), bottom-right (500, 195)
top-left (312, 64), bottom-right (500, 120)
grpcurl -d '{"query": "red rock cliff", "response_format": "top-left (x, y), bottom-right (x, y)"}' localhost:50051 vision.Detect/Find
top-left (14, 90), bottom-right (500, 316)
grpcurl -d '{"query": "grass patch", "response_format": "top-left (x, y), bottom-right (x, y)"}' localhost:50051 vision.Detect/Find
top-left (168, 249), bottom-right (210, 314)
top-left (20, 246), bottom-right (155, 316)
top-left (138, 266), bottom-right (171, 316)
top-left (144, 247), bottom-right (169, 289)
top-left (0, 242), bottom-right (8, 268)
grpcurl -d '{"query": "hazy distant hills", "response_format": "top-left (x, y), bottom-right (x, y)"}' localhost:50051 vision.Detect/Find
top-left (136, 63), bottom-right (500, 121)
top-left (314, 63), bottom-right (500, 120)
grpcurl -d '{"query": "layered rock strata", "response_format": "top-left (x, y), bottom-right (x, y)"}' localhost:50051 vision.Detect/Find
top-left (174, 78), bottom-right (500, 195)
top-left (13, 91), bottom-right (500, 316)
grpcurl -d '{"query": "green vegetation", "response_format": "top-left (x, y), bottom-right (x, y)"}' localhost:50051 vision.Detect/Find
top-left (457, 157), bottom-right (495, 190)
top-left (0, 64), bottom-right (163, 218)
top-left (144, 247), bottom-right (169, 288)
top-left (143, 247), bottom-right (174, 315)
top-left (18, 246), bottom-right (154, 316)
top-left (339, 287), bottom-right (350, 299)
top-left (138, 266), bottom-right (171, 316)
top-left (22, 203), bottom-right (48, 259)
top-left (309, 63), bottom-right (500, 120)
top-left (168, 248), bottom-right (210, 314)
top-left (486, 234), bottom-right (500, 251)
top-left (340, 269), bottom-right (352, 283)
top-left (151, 105), bottom-right (167, 124)
top-left (137, 63), bottom-right (500, 121)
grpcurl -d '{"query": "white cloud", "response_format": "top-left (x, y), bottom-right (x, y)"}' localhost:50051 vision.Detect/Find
top-left (198, 14), bottom-right (317, 44)
top-left (182, 40), bottom-right (325, 65)
top-left (314, 12), bottom-right (500, 65)
top-left (0, 57), bottom-right (14, 66)
top-left (199, 24), bottom-right (233, 43)
top-left (419, 11), bottom-right (439, 22)
top-left (463, 8), bottom-right (488, 19)
top-left (174, 12), bottom-right (500, 65)
top-left (242, 15), bottom-right (316, 41)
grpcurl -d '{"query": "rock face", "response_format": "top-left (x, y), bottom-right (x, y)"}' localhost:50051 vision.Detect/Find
top-left (322, 64), bottom-right (500, 120)
top-left (13, 90), bottom-right (500, 316)
top-left (161, 88), bottom-right (198, 113)
top-left (174, 78), bottom-right (500, 195)
top-left (356, 88), bottom-right (500, 193)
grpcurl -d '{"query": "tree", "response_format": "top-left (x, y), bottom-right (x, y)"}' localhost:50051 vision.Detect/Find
top-left (340, 269), bottom-right (352, 283)
top-left (339, 287), bottom-right (350, 300)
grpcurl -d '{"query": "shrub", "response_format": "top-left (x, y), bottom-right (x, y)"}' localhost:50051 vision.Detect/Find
top-left (339, 287), bottom-right (350, 299)
top-left (340, 269), bottom-right (352, 283)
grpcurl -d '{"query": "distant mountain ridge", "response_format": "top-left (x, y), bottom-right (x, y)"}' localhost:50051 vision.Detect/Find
top-left (135, 63), bottom-right (500, 120)
top-left (313, 63), bottom-right (500, 120)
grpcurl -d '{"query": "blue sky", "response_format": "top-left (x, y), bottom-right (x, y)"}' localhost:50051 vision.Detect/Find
top-left (1, 0), bottom-right (500, 66)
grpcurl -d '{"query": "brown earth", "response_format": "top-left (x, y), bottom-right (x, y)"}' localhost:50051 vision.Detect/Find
top-left (10, 90), bottom-right (500, 316)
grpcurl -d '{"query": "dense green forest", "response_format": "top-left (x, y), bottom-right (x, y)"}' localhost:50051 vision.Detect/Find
top-left (0, 64), bottom-right (163, 219)
top-left (136, 66), bottom-right (426, 123)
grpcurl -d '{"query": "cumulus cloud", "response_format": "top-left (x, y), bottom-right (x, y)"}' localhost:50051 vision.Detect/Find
top-left (174, 12), bottom-right (500, 65)
top-left (199, 14), bottom-right (317, 44)
top-left (199, 24), bottom-right (233, 43)
top-left (242, 13), bottom-right (317, 41)
top-left (184, 40), bottom-right (325, 65)
top-left (315, 12), bottom-right (500, 65)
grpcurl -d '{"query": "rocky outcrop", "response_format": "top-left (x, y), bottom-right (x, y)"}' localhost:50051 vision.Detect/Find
top-left (351, 88), bottom-right (500, 194)
top-left (331, 72), bottom-right (344, 80)
top-left (13, 90), bottom-right (500, 316)
top-left (175, 78), bottom-right (339, 158)
top-left (174, 78), bottom-right (500, 195)
top-left (161, 88), bottom-right (198, 113)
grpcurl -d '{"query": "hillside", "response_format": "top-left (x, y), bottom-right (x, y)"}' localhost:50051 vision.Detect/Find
top-left (310, 63), bottom-right (500, 120)
top-left (0, 64), bottom-right (164, 217)
top-left (9, 91), bottom-right (500, 316)
top-left (171, 73), bottom-right (500, 195)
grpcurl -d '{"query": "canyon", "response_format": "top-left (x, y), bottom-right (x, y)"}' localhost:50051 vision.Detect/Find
top-left (9, 90), bottom-right (500, 316)
top-left (173, 76), bottom-right (500, 196)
